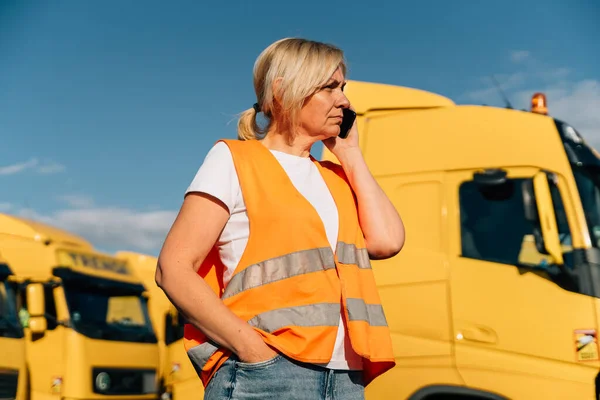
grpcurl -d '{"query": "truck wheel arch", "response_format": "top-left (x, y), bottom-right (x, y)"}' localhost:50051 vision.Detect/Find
top-left (408, 385), bottom-right (509, 400)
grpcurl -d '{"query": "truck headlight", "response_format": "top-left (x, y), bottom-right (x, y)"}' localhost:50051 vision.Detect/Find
top-left (95, 372), bottom-right (111, 392)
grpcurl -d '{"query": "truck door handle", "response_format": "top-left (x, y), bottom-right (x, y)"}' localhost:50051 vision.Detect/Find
top-left (457, 325), bottom-right (498, 344)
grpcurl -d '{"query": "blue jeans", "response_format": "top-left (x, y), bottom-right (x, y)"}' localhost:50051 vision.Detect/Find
top-left (203, 353), bottom-right (365, 400)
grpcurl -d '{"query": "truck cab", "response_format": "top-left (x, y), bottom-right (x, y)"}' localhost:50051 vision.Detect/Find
top-left (0, 213), bottom-right (160, 400)
top-left (116, 251), bottom-right (203, 400)
top-left (0, 256), bottom-right (26, 400)
top-left (322, 81), bottom-right (600, 399)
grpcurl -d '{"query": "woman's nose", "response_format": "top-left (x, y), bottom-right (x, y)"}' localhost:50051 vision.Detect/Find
top-left (336, 92), bottom-right (350, 108)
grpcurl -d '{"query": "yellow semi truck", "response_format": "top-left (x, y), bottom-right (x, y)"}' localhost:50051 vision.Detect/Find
top-left (116, 251), bottom-right (203, 400)
top-left (0, 213), bottom-right (160, 400)
top-left (322, 81), bottom-right (600, 399)
top-left (0, 254), bottom-right (26, 400)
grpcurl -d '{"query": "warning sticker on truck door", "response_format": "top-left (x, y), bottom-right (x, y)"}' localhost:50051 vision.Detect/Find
top-left (574, 329), bottom-right (599, 361)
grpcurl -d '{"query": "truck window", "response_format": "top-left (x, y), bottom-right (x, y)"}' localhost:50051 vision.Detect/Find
top-left (0, 284), bottom-right (6, 316)
top-left (549, 180), bottom-right (572, 249)
top-left (44, 285), bottom-right (58, 330)
top-left (106, 296), bottom-right (145, 325)
top-left (0, 281), bottom-right (22, 338)
top-left (63, 279), bottom-right (156, 343)
top-left (459, 175), bottom-right (571, 267)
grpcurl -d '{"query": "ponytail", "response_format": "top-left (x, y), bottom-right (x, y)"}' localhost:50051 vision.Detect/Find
top-left (237, 107), bottom-right (262, 141)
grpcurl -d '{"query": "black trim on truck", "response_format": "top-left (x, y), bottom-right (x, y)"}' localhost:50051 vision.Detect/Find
top-left (0, 264), bottom-right (11, 280)
top-left (408, 385), bottom-right (509, 400)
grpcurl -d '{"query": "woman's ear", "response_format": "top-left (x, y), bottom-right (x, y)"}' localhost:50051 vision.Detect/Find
top-left (271, 77), bottom-right (284, 107)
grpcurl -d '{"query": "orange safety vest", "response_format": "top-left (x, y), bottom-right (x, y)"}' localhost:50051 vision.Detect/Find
top-left (183, 138), bottom-right (395, 387)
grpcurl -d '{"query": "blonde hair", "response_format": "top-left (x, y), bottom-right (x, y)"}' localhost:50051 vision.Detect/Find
top-left (237, 38), bottom-right (346, 142)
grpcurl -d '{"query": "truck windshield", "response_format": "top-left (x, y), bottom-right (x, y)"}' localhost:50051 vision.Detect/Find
top-left (0, 279), bottom-right (24, 339)
top-left (56, 268), bottom-right (157, 343)
top-left (554, 118), bottom-right (600, 247)
top-left (572, 165), bottom-right (600, 247)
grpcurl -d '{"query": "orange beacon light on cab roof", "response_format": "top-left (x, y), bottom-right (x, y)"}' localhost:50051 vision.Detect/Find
top-left (531, 92), bottom-right (548, 115)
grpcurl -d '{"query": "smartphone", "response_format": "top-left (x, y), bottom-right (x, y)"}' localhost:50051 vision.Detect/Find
top-left (338, 108), bottom-right (356, 139)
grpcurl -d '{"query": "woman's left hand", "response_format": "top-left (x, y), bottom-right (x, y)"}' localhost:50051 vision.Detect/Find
top-left (322, 106), bottom-right (360, 158)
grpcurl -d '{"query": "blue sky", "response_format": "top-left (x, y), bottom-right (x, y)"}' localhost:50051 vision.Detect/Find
top-left (1, 0), bottom-right (599, 256)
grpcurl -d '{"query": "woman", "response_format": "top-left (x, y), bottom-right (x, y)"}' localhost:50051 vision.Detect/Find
top-left (156, 37), bottom-right (405, 400)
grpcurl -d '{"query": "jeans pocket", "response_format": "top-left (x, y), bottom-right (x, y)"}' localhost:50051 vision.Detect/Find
top-left (234, 354), bottom-right (282, 370)
top-left (203, 358), bottom-right (236, 400)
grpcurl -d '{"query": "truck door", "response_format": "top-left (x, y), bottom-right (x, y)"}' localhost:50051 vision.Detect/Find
top-left (445, 166), bottom-right (599, 399)
top-left (22, 282), bottom-right (66, 400)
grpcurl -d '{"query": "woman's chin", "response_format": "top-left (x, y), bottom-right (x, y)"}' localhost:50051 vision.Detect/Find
top-left (324, 127), bottom-right (342, 139)
top-left (306, 129), bottom-right (339, 142)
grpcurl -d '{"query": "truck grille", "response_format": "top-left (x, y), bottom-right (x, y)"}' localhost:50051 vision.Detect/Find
top-left (0, 369), bottom-right (18, 400)
top-left (91, 368), bottom-right (156, 395)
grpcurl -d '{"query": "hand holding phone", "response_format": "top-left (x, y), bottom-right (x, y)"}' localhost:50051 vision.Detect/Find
top-left (338, 108), bottom-right (356, 139)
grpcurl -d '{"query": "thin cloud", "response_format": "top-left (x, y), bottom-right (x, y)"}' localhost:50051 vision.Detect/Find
top-left (514, 79), bottom-right (600, 147)
top-left (0, 158), bottom-right (38, 176)
top-left (460, 56), bottom-right (600, 150)
top-left (17, 206), bottom-right (177, 253)
top-left (37, 162), bottom-right (66, 174)
top-left (57, 194), bottom-right (95, 208)
top-left (0, 203), bottom-right (12, 212)
top-left (540, 67), bottom-right (571, 81)
top-left (465, 72), bottom-right (527, 103)
top-left (510, 50), bottom-right (530, 63)
top-left (463, 49), bottom-right (573, 106)
top-left (0, 159), bottom-right (66, 176)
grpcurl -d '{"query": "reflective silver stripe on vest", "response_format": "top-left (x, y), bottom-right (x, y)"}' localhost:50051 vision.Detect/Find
top-left (187, 341), bottom-right (219, 371)
top-left (346, 298), bottom-right (388, 326)
top-left (222, 247), bottom-right (336, 300)
top-left (247, 302), bottom-right (341, 333)
top-left (336, 242), bottom-right (371, 269)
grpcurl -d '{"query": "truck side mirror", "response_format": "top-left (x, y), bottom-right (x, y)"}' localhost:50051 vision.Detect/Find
top-left (26, 283), bottom-right (47, 334)
top-left (521, 173), bottom-right (564, 265)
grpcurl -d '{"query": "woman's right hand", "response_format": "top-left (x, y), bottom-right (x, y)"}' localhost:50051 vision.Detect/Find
top-left (237, 334), bottom-right (279, 363)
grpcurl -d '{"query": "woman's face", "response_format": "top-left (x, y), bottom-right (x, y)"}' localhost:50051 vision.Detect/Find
top-left (296, 67), bottom-right (350, 140)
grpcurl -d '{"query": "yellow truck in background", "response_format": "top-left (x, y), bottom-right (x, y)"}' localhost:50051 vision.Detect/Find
top-left (0, 254), bottom-right (26, 400)
top-left (116, 251), bottom-right (203, 400)
top-left (0, 213), bottom-right (160, 400)
top-left (322, 81), bottom-right (600, 399)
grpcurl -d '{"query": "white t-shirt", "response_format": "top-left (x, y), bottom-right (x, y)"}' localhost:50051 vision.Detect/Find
top-left (185, 141), bottom-right (363, 370)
